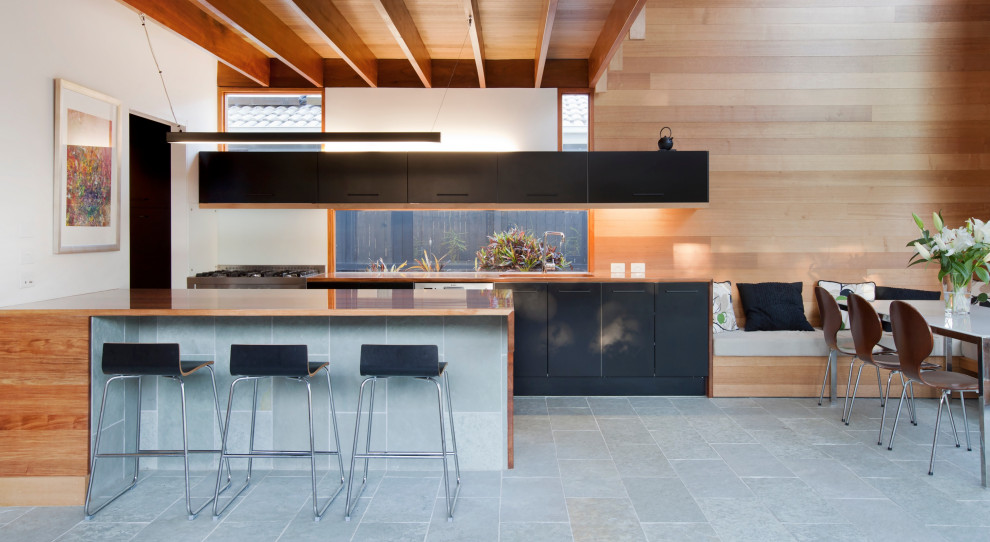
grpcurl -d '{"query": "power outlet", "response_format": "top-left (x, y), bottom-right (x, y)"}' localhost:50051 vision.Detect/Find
top-left (610, 263), bottom-right (625, 273)
top-left (630, 263), bottom-right (646, 273)
top-left (19, 272), bottom-right (34, 288)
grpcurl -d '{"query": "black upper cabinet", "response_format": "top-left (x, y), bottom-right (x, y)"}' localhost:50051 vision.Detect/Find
top-left (199, 152), bottom-right (318, 203)
top-left (548, 283), bottom-right (602, 377)
top-left (318, 152), bottom-right (407, 204)
top-left (655, 282), bottom-right (709, 378)
top-left (588, 151), bottom-right (708, 203)
top-left (497, 152), bottom-right (587, 203)
top-left (407, 152), bottom-right (497, 203)
top-left (602, 283), bottom-right (656, 377)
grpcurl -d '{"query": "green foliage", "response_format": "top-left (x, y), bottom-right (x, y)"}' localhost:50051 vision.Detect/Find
top-left (475, 228), bottom-right (572, 272)
top-left (908, 212), bottom-right (990, 303)
top-left (441, 229), bottom-right (468, 262)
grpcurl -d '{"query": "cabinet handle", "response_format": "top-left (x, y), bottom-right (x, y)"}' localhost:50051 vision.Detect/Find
top-left (437, 193), bottom-right (469, 197)
top-left (248, 193), bottom-right (274, 197)
top-left (633, 193), bottom-right (664, 197)
top-left (526, 193), bottom-right (558, 197)
top-left (559, 289), bottom-right (592, 293)
top-left (666, 289), bottom-right (699, 293)
top-left (613, 290), bottom-right (646, 293)
top-left (347, 193), bottom-right (380, 197)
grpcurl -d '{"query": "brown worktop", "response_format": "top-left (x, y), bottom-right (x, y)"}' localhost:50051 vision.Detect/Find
top-left (0, 288), bottom-right (513, 317)
top-left (309, 271), bottom-right (712, 283)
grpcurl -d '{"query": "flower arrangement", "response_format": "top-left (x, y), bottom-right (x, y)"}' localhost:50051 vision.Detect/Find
top-left (475, 228), bottom-right (570, 272)
top-left (908, 212), bottom-right (990, 310)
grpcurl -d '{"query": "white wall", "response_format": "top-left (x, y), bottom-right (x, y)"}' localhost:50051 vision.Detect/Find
top-left (213, 88), bottom-right (557, 267)
top-left (0, 0), bottom-right (216, 305)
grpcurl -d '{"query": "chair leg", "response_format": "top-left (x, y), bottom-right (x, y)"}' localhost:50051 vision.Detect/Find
top-left (818, 349), bottom-right (834, 406)
top-left (930, 391), bottom-right (949, 475)
top-left (213, 377), bottom-right (254, 519)
top-left (345, 377), bottom-right (372, 521)
top-left (842, 357), bottom-right (857, 423)
top-left (433, 377), bottom-right (454, 521)
top-left (363, 378), bottom-right (377, 482)
top-left (887, 384), bottom-right (910, 450)
top-left (177, 378), bottom-right (196, 520)
top-left (85, 376), bottom-right (140, 520)
top-left (959, 391), bottom-right (972, 451)
top-left (443, 372), bottom-right (460, 484)
top-left (908, 378), bottom-right (918, 425)
top-left (944, 390), bottom-right (961, 448)
top-left (844, 362), bottom-right (867, 426)
top-left (875, 365), bottom-right (885, 407)
top-left (324, 368), bottom-right (346, 484)
top-left (207, 366), bottom-right (232, 491)
top-left (878, 371), bottom-right (897, 446)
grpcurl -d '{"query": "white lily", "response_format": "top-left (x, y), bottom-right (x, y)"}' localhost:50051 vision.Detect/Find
top-left (971, 218), bottom-right (990, 244)
top-left (914, 242), bottom-right (932, 260)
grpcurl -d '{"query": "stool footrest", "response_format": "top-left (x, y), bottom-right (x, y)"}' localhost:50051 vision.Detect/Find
top-left (222, 450), bottom-right (340, 459)
top-left (355, 451), bottom-right (456, 459)
top-left (95, 449), bottom-right (221, 458)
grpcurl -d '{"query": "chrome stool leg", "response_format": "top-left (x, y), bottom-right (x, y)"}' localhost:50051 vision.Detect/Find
top-left (444, 372), bottom-right (460, 484)
top-left (213, 377), bottom-right (255, 519)
top-left (85, 375), bottom-right (139, 519)
top-left (345, 377), bottom-right (373, 521)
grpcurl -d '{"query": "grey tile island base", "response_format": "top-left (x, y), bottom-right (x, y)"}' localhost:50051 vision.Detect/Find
top-left (0, 289), bottom-right (512, 507)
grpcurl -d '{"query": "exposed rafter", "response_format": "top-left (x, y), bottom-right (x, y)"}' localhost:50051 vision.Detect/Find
top-left (194, 0), bottom-right (323, 87)
top-left (372, 0), bottom-right (432, 88)
top-left (289, 0), bottom-right (377, 88)
top-left (534, 0), bottom-right (558, 88)
top-left (588, 0), bottom-right (647, 88)
top-left (463, 0), bottom-right (486, 88)
top-left (117, 0), bottom-right (270, 86)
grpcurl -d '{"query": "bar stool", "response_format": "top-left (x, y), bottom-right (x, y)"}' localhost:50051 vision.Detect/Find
top-left (212, 344), bottom-right (345, 522)
top-left (85, 343), bottom-right (227, 520)
top-left (344, 344), bottom-right (460, 522)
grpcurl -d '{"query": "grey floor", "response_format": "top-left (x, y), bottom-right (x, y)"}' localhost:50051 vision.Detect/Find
top-left (3, 395), bottom-right (990, 542)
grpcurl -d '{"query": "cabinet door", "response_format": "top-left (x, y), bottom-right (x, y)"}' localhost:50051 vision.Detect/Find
top-left (318, 152), bottom-right (407, 204)
top-left (199, 152), bottom-right (318, 203)
top-left (497, 152), bottom-right (587, 203)
top-left (496, 284), bottom-right (548, 377)
top-left (602, 283), bottom-right (655, 377)
top-left (407, 152), bottom-right (497, 203)
top-left (548, 284), bottom-right (602, 377)
top-left (130, 206), bottom-right (171, 289)
top-left (588, 151), bottom-right (708, 203)
top-left (655, 282), bottom-right (709, 377)
top-left (129, 115), bottom-right (171, 208)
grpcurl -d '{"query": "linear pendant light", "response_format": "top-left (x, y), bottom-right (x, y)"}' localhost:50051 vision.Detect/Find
top-left (165, 131), bottom-right (442, 144)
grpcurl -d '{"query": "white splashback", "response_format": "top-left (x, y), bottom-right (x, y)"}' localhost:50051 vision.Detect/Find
top-left (215, 209), bottom-right (327, 267)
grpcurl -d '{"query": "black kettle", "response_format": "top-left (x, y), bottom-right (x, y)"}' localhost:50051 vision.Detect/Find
top-left (657, 127), bottom-right (673, 151)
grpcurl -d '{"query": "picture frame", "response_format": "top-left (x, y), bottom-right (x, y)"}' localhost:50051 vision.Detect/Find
top-left (53, 78), bottom-right (122, 253)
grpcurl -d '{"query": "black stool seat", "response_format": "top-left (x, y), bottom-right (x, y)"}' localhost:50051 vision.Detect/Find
top-left (230, 344), bottom-right (326, 377)
top-left (360, 344), bottom-right (444, 377)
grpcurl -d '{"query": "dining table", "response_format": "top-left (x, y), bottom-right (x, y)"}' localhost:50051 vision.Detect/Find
top-left (871, 299), bottom-right (990, 488)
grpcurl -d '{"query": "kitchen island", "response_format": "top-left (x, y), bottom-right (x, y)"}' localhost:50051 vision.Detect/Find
top-left (0, 288), bottom-right (513, 506)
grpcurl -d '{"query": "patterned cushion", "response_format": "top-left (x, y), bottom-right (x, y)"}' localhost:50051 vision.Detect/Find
top-left (817, 280), bottom-right (876, 330)
top-left (713, 281), bottom-right (739, 334)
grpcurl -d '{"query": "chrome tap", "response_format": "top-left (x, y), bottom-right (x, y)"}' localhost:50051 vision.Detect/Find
top-left (542, 231), bottom-right (565, 274)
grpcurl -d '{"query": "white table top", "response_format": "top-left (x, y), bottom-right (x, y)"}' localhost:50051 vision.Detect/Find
top-left (873, 299), bottom-right (990, 342)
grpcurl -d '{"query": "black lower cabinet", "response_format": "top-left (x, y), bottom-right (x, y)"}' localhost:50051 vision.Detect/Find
top-left (548, 284), bottom-right (602, 377)
top-left (512, 281), bottom-right (709, 396)
top-left (495, 284), bottom-right (548, 377)
top-left (602, 283), bottom-right (655, 377)
top-left (655, 283), bottom-right (709, 394)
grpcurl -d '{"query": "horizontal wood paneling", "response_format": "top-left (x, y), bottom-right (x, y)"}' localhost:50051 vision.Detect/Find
top-left (0, 316), bottom-right (90, 477)
top-left (594, 1), bottom-right (990, 326)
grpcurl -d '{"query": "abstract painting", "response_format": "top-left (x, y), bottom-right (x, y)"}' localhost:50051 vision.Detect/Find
top-left (54, 79), bottom-right (121, 253)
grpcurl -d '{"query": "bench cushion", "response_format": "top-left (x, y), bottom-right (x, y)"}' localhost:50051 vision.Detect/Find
top-left (714, 329), bottom-right (962, 357)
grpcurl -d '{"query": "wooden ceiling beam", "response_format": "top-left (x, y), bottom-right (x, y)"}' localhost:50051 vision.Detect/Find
top-left (194, 0), bottom-right (323, 87)
top-left (372, 0), bottom-right (432, 88)
top-left (587, 0), bottom-right (646, 88)
top-left (117, 0), bottom-right (270, 86)
top-left (289, 0), bottom-right (377, 87)
top-left (463, 0), bottom-right (486, 88)
top-left (534, 0), bottom-right (558, 88)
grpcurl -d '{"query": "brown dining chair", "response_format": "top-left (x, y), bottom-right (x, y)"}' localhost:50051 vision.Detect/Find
top-left (843, 293), bottom-right (903, 427)
top-left (888, 300), bottom-right (978, 474)
top-left (814, 286), bottom-right (860, 406)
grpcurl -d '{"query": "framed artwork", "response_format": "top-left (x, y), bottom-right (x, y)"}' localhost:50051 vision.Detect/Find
top-left (53, 78), bottom-right (122, 253)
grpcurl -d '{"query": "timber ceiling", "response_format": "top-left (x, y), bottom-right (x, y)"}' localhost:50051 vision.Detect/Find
top-left (116, 0), bottom-right (645, 89)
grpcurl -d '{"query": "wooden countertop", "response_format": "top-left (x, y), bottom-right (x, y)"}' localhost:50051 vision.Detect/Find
top-left (0, 289), bottom-right (513, 317)
top-left (309, 272), bottom-right (712, 283)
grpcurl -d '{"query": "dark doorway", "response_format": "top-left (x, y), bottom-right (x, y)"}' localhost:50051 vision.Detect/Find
top-left (129, 114), bottom-right (171, 288)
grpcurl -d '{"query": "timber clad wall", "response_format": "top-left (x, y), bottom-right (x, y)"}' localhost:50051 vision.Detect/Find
top-left (592, 0), bottom-right (990, 323)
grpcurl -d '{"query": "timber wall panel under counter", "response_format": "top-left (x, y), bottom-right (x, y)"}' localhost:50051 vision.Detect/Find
top-left (593, 0), bottom-right (990, 325)
top-left (0, 316), bottom-right (90, 481)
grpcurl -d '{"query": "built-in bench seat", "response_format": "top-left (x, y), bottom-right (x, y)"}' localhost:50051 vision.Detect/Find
top-left (712, 328), bottom-right (972, 398)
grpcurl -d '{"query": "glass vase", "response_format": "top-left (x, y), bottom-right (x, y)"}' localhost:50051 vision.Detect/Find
top-left (942, 274), bottom-right (972, 314)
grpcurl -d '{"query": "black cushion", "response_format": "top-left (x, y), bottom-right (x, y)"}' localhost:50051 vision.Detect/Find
top-left (737, 282), bottom-right (814, 332)
top-left (360, 344), bottom-right (441, 377)
top-left (875, 286), bottom-right (940, 301)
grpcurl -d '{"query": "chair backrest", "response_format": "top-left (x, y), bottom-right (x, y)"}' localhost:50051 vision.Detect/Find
top-left (230, 344), bottom-right (309, 377)
top-left (102, 343), bottom-right (181, 376)
top-left (814, 285), bottom-right (842, 349)
top-left (847, 293), bottom-right (885, 363)
top-left (889, 300), bottom-right (934, 382)
top-left (360, 344), bottom-right (440, 377)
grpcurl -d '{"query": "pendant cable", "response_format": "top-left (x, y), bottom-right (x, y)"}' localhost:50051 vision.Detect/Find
top-left (430, 15), bottom-right (472, 133)
top-left (140, 14), bottom-right (179, 127)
